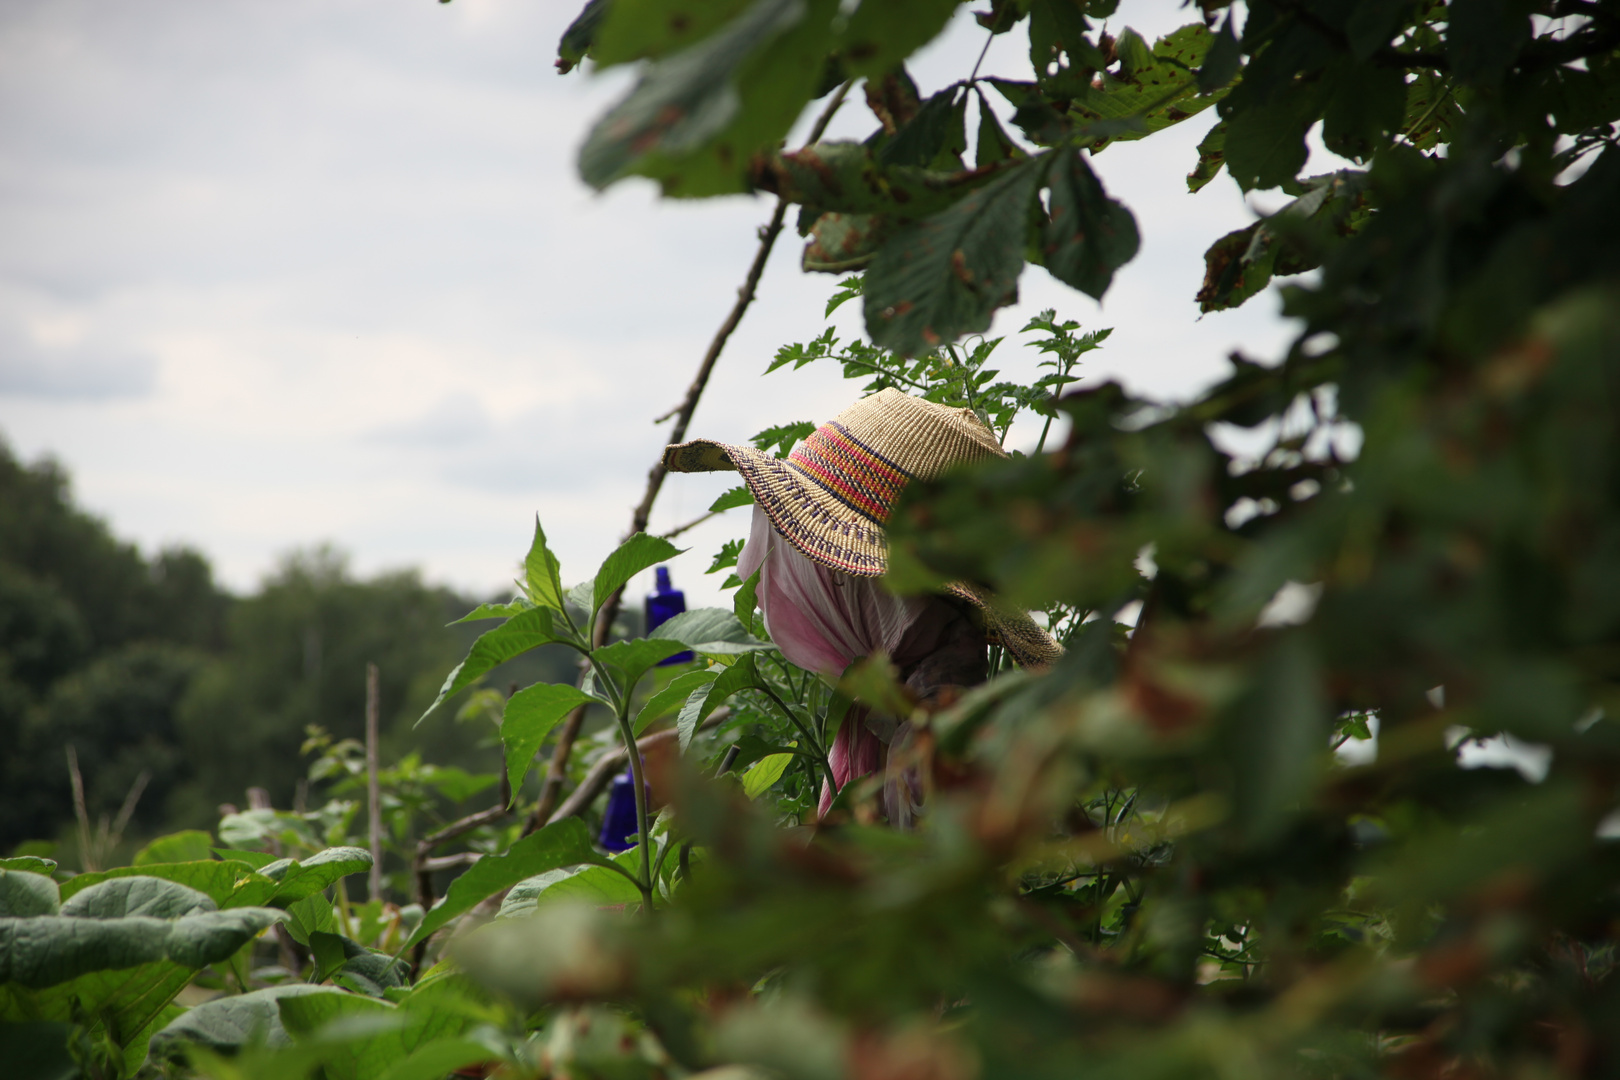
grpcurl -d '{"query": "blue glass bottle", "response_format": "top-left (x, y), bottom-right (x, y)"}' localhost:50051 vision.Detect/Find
top-left (598, 768), bottom-right (640, 852)
top-left (646, 565), bottom-right (692, 666)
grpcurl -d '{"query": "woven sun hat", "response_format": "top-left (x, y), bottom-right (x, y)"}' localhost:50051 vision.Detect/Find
top-left (663, 387), bottom-right (1061, 668)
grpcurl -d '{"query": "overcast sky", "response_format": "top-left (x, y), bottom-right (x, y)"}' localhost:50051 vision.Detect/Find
top-left (0, 0), bottom-right (1313, 609)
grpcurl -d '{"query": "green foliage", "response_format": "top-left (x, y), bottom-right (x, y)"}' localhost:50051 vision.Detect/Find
top-left (17, 2), bottom-right (1620, 1078)
top-left (403, 818), bottom-right (619, 949)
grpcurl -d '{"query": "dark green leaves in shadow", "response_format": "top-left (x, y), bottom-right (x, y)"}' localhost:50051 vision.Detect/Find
top-left (1041, 148), bottom-right (1140, 300)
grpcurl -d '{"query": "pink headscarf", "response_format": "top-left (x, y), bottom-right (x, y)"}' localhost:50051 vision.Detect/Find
top-left (737, 505), bottom-right (961, 820)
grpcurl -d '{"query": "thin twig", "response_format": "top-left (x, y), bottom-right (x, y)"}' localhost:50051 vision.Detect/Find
top-left (660, 509), bottom-right (722, 540)
top-left (366, 662), bottom-right (383, 903)
top-left (111, 770), bottom-right (151, 841)
top-left (66, 745), bottom-right (94, 872)
top-left (524, 81), bottom-right (853, 837)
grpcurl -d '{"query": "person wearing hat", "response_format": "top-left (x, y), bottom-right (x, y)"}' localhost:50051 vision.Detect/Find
top-left (664, 388), bottom-right (1061, 824)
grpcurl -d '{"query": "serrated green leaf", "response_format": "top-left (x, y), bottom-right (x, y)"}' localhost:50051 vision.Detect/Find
top-left (865, 159), bottom-right (1039, 356)
top-left (522, 516), bottom-right (567, 612)
top-left (502, 683), bottom-right (600, 797)
top-left (450, 598), bottom-right (532, 625)
top-left (420, 607), bottom-right (565, 724)
top-left (709, 485), bottom-right (755, 513)
top-left (634, 668), bottom-right (720, 737)
top-left (593, 533), bottom-right (685, 619)
top-left (1071, 24), bottom-right (1225, 152)
top-left (404, 818), bottom-right (614, 949)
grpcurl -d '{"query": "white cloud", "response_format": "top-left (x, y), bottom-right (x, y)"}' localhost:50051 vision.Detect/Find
top-left (0, 0), bottom-right (1324, 605)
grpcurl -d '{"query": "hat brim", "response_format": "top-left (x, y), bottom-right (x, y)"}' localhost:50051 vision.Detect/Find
top-left (664, 438), bottom-right (1061, 669)
top-left (665, 438), bottom-right (889, 576)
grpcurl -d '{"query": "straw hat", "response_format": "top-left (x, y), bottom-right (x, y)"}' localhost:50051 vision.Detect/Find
top-left (663, 388), bottom-right (1062, 668)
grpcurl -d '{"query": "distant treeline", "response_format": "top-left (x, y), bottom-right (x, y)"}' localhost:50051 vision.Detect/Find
top-left (0, 437), bottom-right (574, 856)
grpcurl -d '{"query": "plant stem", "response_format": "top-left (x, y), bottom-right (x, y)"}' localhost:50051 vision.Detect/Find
top-left (617, 711), bottom-right (656, 913)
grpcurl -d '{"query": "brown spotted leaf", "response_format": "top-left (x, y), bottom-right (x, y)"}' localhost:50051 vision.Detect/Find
top-left (864, 160), bottom-right (1040, 356)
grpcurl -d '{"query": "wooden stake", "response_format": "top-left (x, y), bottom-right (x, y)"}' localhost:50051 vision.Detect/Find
top-left (366, 662), bottom-right (382, 902)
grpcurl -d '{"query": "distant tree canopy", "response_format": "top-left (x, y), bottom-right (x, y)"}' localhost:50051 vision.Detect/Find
top-left (0, 439), bottom-right (570, 856)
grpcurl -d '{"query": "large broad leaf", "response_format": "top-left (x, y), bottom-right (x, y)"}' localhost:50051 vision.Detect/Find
top-left (404, 818), bottom-right (619, 949)
top-left (0, 900), bottom-right (283, 1061)
top-left (0, 870), bottom-right (59, 918)
top-left (259, 847), bottom-right (374, 906)
top-left (864, 160), bottom-right (1040, 356)
top-left (420, 607), bottom-right (565, 723)
top-left (501, 683), bottom-right (601, 799)
top-left (149, 983), bottom-right (330, 1058)
top-left (500, 849), bottom-right (643, 918)
top-left (634, 668), bottom-right (720, 736)
top-left (1040, 149), bottom-right (1139, 299)
top-left (651, 608), bottom-right (776, 655)
top-left (0, 908), bottom-right (280, 990)
top-left (592, 533), bottom-right (685, 620)
top-left (678, 653), bottom-right (761, 750)
top-left (277, 989), bottom-right (483, 1080)
top-left (132, 830), bottom-right (215, 866)
top-left (592, 638), bottom-right (692, 693)
top-left (58, 861), bottom-right (276, 911)
top-left (579, 0), bottom-right (837, 197)
top-left (522, 515), bottom-right (567, 613)
top-left (60, 877), bottom-right (216, 920)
